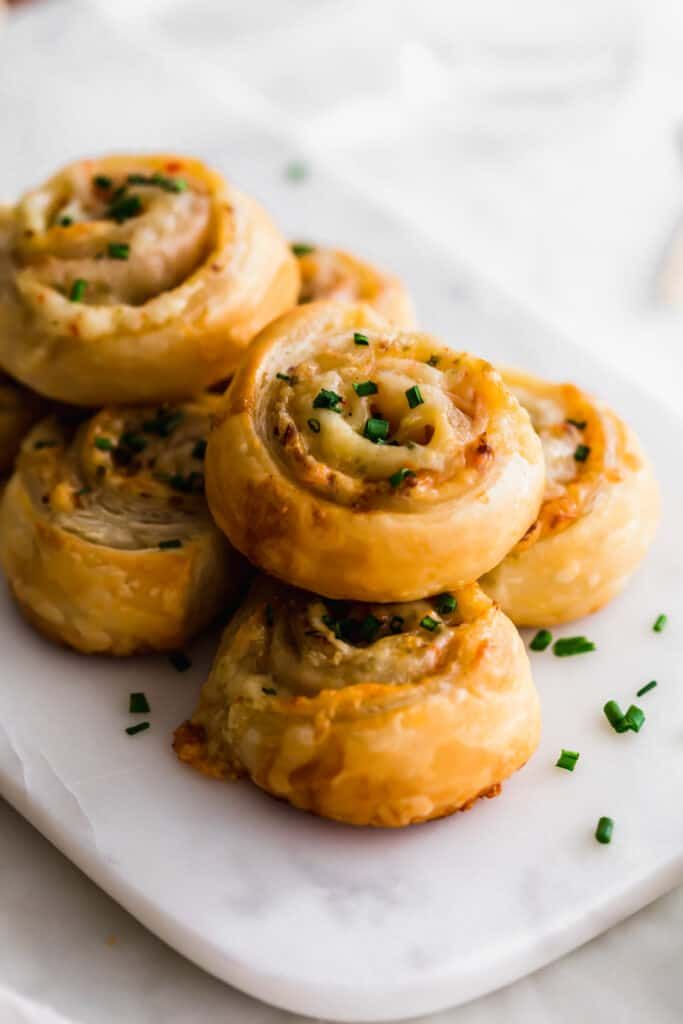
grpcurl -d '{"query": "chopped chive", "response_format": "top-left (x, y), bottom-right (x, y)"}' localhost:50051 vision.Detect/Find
top-left (364, 417), bottom-right (389, 443)
top-left (603, 700), bottom-right (629, 733)
top-left (76, 486), bottom-right (91, 496)
top-left (353, 331), bottom-right (369, 346)
top-left (169, 650), bottom-right (191, 672)
top-left (265, 604), bottom-right (274, 627)
top-left (427, 355), bottom-right (439, 366)
top-left (595, 816), bottom-right (614, 844)
top-left (623, 704), bottom-right (645, 733)
top-left (313, 388), bottom-right (343, 412)
top-left (125, 721), bottom-right (150, 736)
top-left (262, 686), bottom-right (277, 696)
top-left (58, 216), bottom-right (73, 227)
top-left (119, 432), bottom-right (147, 453)
top-left (636, 680), bottom-right (657, 697)
top-left (360, 614), bottom-right (381, 643)
top-left (553, 636), bottom-right (595, 657)
top-left (129, 692), bottom-right (150, 714)
top-left (94, 437), bottom-right (114, 452)
top-left (389, 467), bottom-right (415, 488)
top-left (69, 278), bottom-right (87, 302)
top-left (556, 749), bottom-right (580, 771)
top-left (653, 613), bottom-right (667, 633)
top-left (158, 538), bottom-right (182, 550)
top-left (567, 418), bottom-right (587, 429)
top-left (291, 243), bottom-right (315, 256)
top-left (276, 372), bottom-right (293, 383)
top-left (93, 174), bottom-right (112, 189)
top-left (530, 629), bottom-right (553, 651)
top-left (437, 592), bottom-right (456, 616)
top-left (284, 160), bottom-right (309, 182)
top-left (353, 380), bottom-right (378, 397)
top-left (107, 242), bottom-right (130, 260)
top-left (574, 444), bottom-right (590, 462)
top-left (420, 615), bottom-right (439, 632)
top-left (107, 193), bottom-right (142, 223)
top-left (405, 385), bottom-right (424, 409)
top-left (142, 409), bottom-right (184, 437)
top-left (307, 417), bottom-right (321, 433)
top-left (389, 615), bottom-right (404, 634)
top-left (321, 613), bottom-right (341, 638)
top-left (166, 471), bottom-right (204, 494)
top-left (127, 172), bottom-right (187, 193)
top-left (192, 438), bottom-right (207, 460)
top-left (33, 439), bottom-right (59, 450)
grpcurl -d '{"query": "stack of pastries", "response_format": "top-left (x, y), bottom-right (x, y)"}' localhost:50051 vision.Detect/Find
top-left (0, 153), bottom-right (660, 828)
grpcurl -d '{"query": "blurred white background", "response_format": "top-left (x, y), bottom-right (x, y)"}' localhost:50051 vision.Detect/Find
top-left (0, 1), bottom-right (682, 1022)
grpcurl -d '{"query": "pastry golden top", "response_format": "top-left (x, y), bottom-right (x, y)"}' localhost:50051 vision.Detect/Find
top-left (0, 155), bottom-right (299, 404)
top-left (294, 244), bottom-right (415, 327)
top-left (206, 302), bottom-right (544, 600)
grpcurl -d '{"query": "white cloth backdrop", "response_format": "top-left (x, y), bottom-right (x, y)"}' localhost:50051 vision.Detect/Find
top-left (1, 1), bottom-right (682, 1021)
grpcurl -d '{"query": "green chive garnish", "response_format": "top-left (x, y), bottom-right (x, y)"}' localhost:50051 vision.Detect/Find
top-left (353, 381), bottom-right (378, 397)
top-left (33, 439), bottom-right (59, 450)
top-left (93, 175), bottom-right (112, 189)
top-left (556, 749), bottom-right (580, 771)
top-left (107, 242), bottom-right (130, 260)
top-left (623, 704), bottom-right (645, 733)
top-left (420, 615), bottom-right (439, 632)
top-left (58, 216), bottom-right (73, 227)
top-left (129, 692), bottom-right (150, 714)
top-left (390, 615), bottom-right (404, 634)
top-left (364, 417), bottom-right (389, 443)
top-left (119, 432), bottom-right (147, 453)
top-left (307, 417), bottom-right (321, 433)
top-left (389, 467), bottom-right (415, 488)
top-left (158, 539), bottom-right (182, 550)
top-left (574, 444), bottom-right (590, 462)
top-left (192, 439), bottom-right (207, 460)
top-left (313, 388), bottom-right (343, 412)
top-left (76, 486), bottom-right (91, 496)
top-left (553, 636), bottom-right (595, 657)
top-left (353, 332), bottom-right (369, 346)
top-left (437, 593), bottom-right (456, 616)
top-left (291, 243), bottom-right (315, 256)
top-left (69, 279), bottom-right (87, 302)
top-left (567, 418), bottom-right (587, 429)
top-left (127, 172), bottom-right (186, 193)
top-left (405, 385), bottom-right (424, 409)
top-left (94, 437), bottom-right (114, 452)
top-left (427, 355), bottom-right (439, 366)
top-left (125, 722), bottom-right (150, 736)
top-left (262, 686), bottom-right (277, 696)
top-left (530, 629), bottom-right (553, 651)
top-left (360, 615), bottom-right (381, 642)
top-left (142, 409), bottom-right (184, 437)
top-left (603, 700), bottom-right (629, 733)
top-left (107, 194), bottom-right (142, 223)
top-left (169, 650), bottom-right (191, 672)
top-left (653, 613), bottom-right (667, 633)
top-left (636, 680), bottom-right (657, 697)
top-left (276, 372), bottom-right (293, 383)
top-left (595, 816), bottom-right (614, 844)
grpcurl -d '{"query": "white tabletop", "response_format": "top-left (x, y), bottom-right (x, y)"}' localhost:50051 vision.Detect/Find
top-left (1, 1), bottom-right (682, 1021)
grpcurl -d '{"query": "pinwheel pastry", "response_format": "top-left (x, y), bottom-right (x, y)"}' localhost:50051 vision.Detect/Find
top-left (0, 155), bottom-right (299, 405)
top-left (480, 369), bottom-right (660, 625)
top-left (0, 371), bottom-right (46, 477)
top-left (206, 302), bottom-right (545, 602)
top-left (174, 576), bottom-right (540, 827)
top-left (0, 396), bottom-right (247, 654)
top-left (293, 242), bottom-right (415, 327)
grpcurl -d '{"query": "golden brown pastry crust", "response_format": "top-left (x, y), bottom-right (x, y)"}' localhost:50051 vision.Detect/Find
top-left (0, 155), bottom-right (299, 405)
top-left (174, 577), bottom-right (541, 827)
top-left (0, 396), bottom-right (248, 654)
top-left (295, 244), bottom-right (415, 327)
top-left (205, 302), bottom-right (545, 602)
top-left (0, 371), bottom-right (46, 476)
top-left (480, 369), bottom-right (660, 625)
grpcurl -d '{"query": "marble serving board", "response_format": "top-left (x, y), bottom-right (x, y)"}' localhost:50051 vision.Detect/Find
top-left (1, 106), bottom-right (682, 1022)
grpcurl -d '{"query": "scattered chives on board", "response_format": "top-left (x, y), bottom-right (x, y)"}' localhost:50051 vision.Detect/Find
top-left (530, 629), bottom-right (552, 651)
top-left (129, 693), bottom-right (150, 714)
top-left (125, 722), bottom-right (150, 736)
top-left (555, 749), bottom-right (580, 772)
top-left (595, 817), bottom-right (614, 844)
top-left (553, 636), bottom-right (595, 657)
top-left (653, 614), bottom-right (667, 633)
top-left (636, 680), bottom-right (657, 697)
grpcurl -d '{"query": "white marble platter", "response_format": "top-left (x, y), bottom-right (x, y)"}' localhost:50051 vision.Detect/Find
top-left (0, 20), bottom-right (682, 1021)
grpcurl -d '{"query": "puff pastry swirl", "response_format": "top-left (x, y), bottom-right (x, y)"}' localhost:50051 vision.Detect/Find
top-left (480, 369), bottom-right (660, 625)
top-left (206, 302), bottom-right (545, 602)
top-left (0, 155), bottom-right (298, 405)
top-left (174, 576), bottom-right (540, 827)
top-left (0, 396), bottom-right (247, 654)
top-left (294, 243), bottom-right (415, 327)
